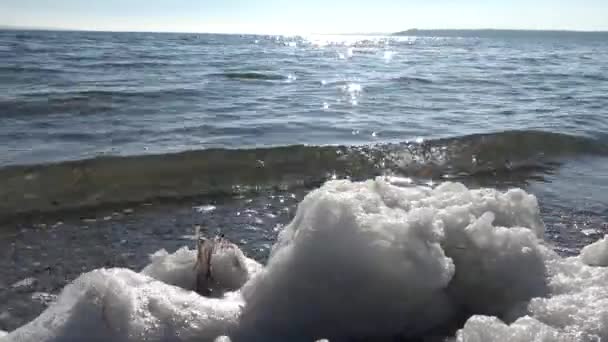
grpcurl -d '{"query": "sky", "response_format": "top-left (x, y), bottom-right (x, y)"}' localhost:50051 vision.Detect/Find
top-left (2, 0), bottom-right (608, 34)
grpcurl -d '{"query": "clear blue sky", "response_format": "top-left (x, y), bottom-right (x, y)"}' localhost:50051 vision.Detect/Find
top-left (2, 0), bottom-right (607, 34)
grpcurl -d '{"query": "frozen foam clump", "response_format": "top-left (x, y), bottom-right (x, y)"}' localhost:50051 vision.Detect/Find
top-left (5, 245), bottom-right (261, 342)
top-left (456, 315), bottom-right (572, 342)
top-left (9, 178), bottom-right (608, 342)
top-left (238, 179), bottom-right (456, 339)
top-left (200, 241), bottom-right (260, 294)
top-left (141, 247), bottom-right (199, 290)
top-left (457, 250), bottom-right (608, 342)
top-left (238, 178), bottom-right (548, 340)
top-left (527, 254), bottom-right (608, 341)
top-left (444, 210), bottom-right (548, 317)
top-left (6, 268), bottom-right (242, 342)
top-left (580, 235), bottom-right (608, 267)
top-left (142, 245), bottom-right (260, 293)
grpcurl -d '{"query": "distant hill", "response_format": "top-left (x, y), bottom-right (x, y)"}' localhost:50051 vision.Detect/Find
top-left (393, 29), bottom-right (608, 38)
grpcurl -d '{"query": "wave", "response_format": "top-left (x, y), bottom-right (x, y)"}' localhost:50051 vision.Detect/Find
top-left (71, 60), bottom-right (199, 69)
top-left (217, 72), bottom-right (289, 81)
top-left (392, 75), bottom-right (434, 84)
top-left (0, 88), bottom-right (203, 117)
top-left (14, 88), bottom-right (202, 99)
top-left (0, 65), bottom-right (68, 74)
top-left (0, 130), bottom-right (605, 220)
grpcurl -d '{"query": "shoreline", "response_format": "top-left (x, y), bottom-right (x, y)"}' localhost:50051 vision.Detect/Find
top-left (1, 178), bottom-right (605, 332)
top-left (0, 189), bottom-right (301, 331)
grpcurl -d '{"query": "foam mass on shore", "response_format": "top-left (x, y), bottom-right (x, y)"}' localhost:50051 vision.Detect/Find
top-left (3, 178), bottom-right (608, 341)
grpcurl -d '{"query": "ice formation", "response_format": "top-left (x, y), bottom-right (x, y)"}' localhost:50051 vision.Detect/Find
top-left (237, 180), bottom-right (549, 340)
top-left (4, 269), bottom-right (243, 342)
top-left (141, 241), bottom-right (260, 294)
top-left (3, 178), bottom-right (608, 342)
top-left (580, 234), bottom-right (608, 267)
top-left (458, 245), bottom-right (608, 341)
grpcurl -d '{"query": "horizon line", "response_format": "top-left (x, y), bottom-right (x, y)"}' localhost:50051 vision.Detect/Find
top-left (2, 25), bottom-right (608, 36)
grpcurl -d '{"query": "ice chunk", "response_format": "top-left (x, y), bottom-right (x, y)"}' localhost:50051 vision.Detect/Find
top-left (580, 235), bottom-right (608, 267)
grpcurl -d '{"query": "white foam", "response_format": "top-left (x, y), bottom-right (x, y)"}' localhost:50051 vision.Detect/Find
top-left (194, 205), bottom-right (216, 213)
top-left (4, 244), bottom-right (261, 342)
top-left (6, 179), bottom-right (608, 341)
top-left (457, 243), bottom-right (608, 341)
top-left (141, 247), bottom-right (199, 290)
top-left (237, 179), bottom-right (549, 339)
top-left (527, 253), bottom-right (608, 340)
top-left (142, 245), bottom-right (261, 293)
top-left (6, 268), bottom-right (243, 342)
top-left (457, 315), bottom-right (572, 342)
top-left (0, 330), bottom-right (7, 338)
top-left (11, 277), bottom-right (37, 289)
top-left (580, 234), bottom-right (608, 266)
top-left (239, 179), bottom-right (455, 339)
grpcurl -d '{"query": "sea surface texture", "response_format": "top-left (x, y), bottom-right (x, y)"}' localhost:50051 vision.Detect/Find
top-left (1, 30), bottom-right (607, 217)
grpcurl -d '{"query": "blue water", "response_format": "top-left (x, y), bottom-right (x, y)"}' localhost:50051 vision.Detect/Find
top-left (1, 30), bottom-right (607, 165)
top-left (0, 29), bottom-right (607, 239)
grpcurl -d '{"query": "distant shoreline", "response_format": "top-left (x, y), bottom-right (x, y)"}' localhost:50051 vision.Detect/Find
top-left (393, 28), bottom-right (608, 37)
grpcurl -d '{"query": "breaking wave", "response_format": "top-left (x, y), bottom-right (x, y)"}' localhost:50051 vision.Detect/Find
top-left (1, 130), bottom-right (606, 221)
top-left (4, 179), bottom-right (608, 341)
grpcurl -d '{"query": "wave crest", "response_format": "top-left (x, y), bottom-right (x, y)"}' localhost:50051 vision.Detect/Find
top-left (1, 130), bottom-right (605, 220)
